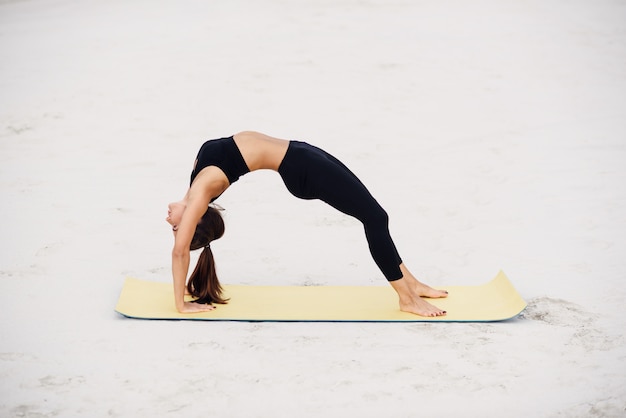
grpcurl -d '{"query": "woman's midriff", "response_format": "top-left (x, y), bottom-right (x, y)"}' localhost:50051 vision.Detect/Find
top-left (233, 131), bottom-right (290, 171)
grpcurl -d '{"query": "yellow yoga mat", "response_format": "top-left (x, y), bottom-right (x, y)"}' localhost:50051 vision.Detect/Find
top-left (115, 271), bottom-right (526, 322)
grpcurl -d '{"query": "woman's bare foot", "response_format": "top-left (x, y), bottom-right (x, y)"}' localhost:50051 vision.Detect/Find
top-left (400, 263), bottom-right (448, 298)
top-left (413, 281), bottom-right (448, 299)
top-left (398, 293), bottom-right (447, 317)
top-left (388, 264), bottom-right (448, 317)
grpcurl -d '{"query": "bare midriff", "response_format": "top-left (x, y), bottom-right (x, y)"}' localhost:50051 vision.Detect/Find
top-left (233, 131), bottom-right (290, 172)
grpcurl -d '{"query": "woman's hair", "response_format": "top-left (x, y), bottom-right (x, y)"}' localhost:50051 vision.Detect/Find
top-left (187, 205), bottom-right (229, 304)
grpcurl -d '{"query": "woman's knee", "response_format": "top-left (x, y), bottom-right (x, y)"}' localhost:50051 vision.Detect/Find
top-left (364, 204), bottom-right (389, 228)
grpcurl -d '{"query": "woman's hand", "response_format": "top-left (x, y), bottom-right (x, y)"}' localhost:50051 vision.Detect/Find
top-left (178, 301), bottom-right (216, 314)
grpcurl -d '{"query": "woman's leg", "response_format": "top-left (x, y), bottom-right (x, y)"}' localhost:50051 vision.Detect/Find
top-left (279, 142), bottom-right (447, 317)
top-left (302, 147), bottom-right (403, 280)
top-left (306, 146), bottom-right (448, 317)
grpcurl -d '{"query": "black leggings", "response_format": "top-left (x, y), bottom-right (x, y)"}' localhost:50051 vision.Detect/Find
top-left (278, 141), bottom-right (403, 281)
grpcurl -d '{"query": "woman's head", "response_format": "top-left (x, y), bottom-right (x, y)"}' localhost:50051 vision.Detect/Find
top-left (166, 201), bottom-right (185, 231)
top-left (165, 201), bottom-right (225, 245)
top-left (190, 206), bottom-right (225, 250)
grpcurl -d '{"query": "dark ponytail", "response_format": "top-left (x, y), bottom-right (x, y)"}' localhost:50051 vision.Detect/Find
top-left (187, 206), bottom-right (229, 304)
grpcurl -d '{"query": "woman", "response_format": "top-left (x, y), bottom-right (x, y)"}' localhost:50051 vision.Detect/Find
top-left (166, 131), bottom-right (447, 317)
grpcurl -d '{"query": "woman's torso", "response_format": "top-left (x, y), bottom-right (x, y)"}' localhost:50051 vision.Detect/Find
top-left (190, 131), bottom-right (290, 187)
top-left (233, 131), bottom-right (290, 172)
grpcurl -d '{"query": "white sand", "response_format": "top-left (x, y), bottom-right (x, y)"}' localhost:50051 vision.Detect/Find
top-left (1, 0), bottom-right (625, 416)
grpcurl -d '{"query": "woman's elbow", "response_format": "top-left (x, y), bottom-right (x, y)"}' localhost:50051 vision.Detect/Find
top-left (171, 247), bottom-right (189, 258)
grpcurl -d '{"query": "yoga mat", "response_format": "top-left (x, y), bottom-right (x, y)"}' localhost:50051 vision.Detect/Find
top-left (115, 271), bottom-right (526, 322)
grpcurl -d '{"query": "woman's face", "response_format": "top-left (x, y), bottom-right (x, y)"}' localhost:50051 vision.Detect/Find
top-left (166, 201), bottom-right (186, 231)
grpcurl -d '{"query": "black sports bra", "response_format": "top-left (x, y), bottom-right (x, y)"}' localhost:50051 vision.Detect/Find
top-left (190, 136), bottom-right (251, 199)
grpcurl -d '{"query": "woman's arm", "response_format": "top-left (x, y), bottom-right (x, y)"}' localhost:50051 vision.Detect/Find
top-left (172, 243), bottom-right (215, 312)
top-left (172, 245), bottom-right (204, 312)
top-left (171, 172), bottom-right (227, 313)
top-left (172, 198), bottom-right (215, 313)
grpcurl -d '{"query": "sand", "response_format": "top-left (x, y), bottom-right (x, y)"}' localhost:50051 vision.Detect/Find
top-left (1, 0), bottom-right (625, 416)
